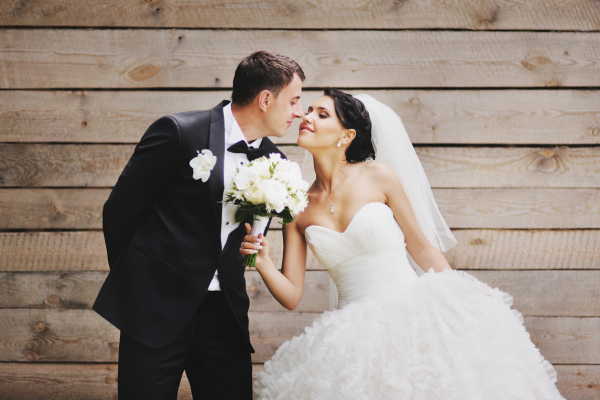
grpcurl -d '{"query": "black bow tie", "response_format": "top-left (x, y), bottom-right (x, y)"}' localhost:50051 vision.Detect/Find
top-left (227, 140), bottom-right (270, 161)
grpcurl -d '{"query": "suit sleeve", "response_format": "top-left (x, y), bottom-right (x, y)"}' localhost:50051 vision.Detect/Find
top-left (103, 116), bottom-right (181, 268)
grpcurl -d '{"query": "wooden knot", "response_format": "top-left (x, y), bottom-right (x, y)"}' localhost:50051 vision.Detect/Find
top-left (409, 97), bottom-right (420, 105)
top-left (109, 341), bottom-right (119, 350)
top-left (105, 374), bottom-right (118, 384)
top-left (81, 121), bottom-right (88, 127)
top-left (24, 351), bottom-right (40, 361)
top-left (246, 285), bottom-right (258, 293)
top-left (591, 128), bottom-right (599, 136)
top-left (33, 322), bottom-right (46, 333)
top-left (470, 238), bottom-right (484, 245)
top-left (128, 63), bottom-right (161, 82)
top-left (539, 149), bottom-right (555, 158)
top-left (44, 294), bottom-right (61, 306)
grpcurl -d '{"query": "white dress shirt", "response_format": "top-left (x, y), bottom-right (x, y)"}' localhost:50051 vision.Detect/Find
top-left (207, 103), bottom-right (262, 291)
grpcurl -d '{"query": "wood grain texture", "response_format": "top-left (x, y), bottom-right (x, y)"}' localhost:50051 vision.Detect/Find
top-left (0, 144), bottom-right (306, 187)
top-left (0, 270), bottom-right (331, 313)
top-left (0, 364), bottom-right (587, 400)
top-left (419, 147), bottom-right (600, 188)
top-left (0, 144), bottom-right (133, 187)
top-left (2, 270), bottom-right (599, 316)
top-left (468, 270), bottom-right (600, 317)
top-left (447, 229), bottom-right (600, 270)
top-left (0, 363), bottom-right (120, 400)
top-left (0, 232), bottom-right (108, 272)
top-left (2, 90), bottom-right (599, 144)
top-left (0, 310), bottom-right (597, 364)
top-left (1, 188), bottom-right (598, 229)
top-left (2, 30), bottom-right (599, 89)
top-left (2, 144), bottom-right (599, 188)
top-left (526, 317), bottom-right (600, 365)
top-left (0, 189), bottom-right (108, 230)
top-left (1, 0), bottom-right (599, 30)
top-left (0, 363), bottom-right (272, 400)
top-left (0, 230), bottom-right (323, 272)
top-left (3, 229), bottom-right (598, 273)
top-left (0, 309), bottom-right (120, 363)
top-left (433, 188), bottom-right (600, 229)
top-left (553, 365), bottom-right (600, 400)
top-left (1, 362), bottom-right (596, 400)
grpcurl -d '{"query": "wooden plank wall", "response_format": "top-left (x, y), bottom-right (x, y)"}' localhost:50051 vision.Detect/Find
top-left (0, 1), bottom-right (599, 398)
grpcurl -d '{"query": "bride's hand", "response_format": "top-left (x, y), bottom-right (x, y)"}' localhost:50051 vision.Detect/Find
top-left (240, 223), bottom-right (270, 268)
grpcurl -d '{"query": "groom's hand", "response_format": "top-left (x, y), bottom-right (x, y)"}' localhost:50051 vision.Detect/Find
top-left (241, 223), bottom-right (270, 267)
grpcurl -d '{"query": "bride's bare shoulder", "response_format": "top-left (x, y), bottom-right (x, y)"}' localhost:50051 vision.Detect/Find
top-left (358, 161), bottom-right (396, 180)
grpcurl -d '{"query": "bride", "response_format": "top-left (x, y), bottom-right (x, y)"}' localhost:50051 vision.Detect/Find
top-left (240, 88), bottom-right (565, 399)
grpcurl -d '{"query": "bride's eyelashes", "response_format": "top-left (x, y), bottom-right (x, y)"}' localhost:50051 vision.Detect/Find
top-left (304, 109), bottom-right (328, 118)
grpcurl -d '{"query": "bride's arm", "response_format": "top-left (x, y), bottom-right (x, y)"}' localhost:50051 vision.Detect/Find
top-left (240, 221), bottom-right (307, 310)
top-left (371, 163), bottom-right (452, 273)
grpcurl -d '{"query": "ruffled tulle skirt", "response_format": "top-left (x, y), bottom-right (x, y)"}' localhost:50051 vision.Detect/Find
top-left (254, 269), bottom-right (565, 400)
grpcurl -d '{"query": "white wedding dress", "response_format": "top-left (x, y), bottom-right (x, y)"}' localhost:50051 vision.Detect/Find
top-left (254, 202), bottom-right (565, 399)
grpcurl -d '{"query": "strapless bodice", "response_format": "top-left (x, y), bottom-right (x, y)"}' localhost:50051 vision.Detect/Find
top-left (305, 202), bottom-right (418, 307)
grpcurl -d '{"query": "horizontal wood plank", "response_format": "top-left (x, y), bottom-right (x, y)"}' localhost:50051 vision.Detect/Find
top-left (2, 144), bottom-right (598, 188)
top-left (0, 271), bottom-right (331, 313)
top-left (0, 189), bottom-right (108, 230)
top-left (0, 363), bottom-right (120, 400)
top-left (553, 365), bottom-right (600, 400)
top-left (1, 270), bottom-right (599, 316)
top-left (3, 229), bottom-right (598, 273)
top-left (2, 30), bottom-right (599, 88)
top-left (0, 310), bottom-right (595, 364)
top-left (0, 230), bottom-right (323, 272)
top-left (0, 144), bottom-right (306, 187)
top-left (467, 270), bottom-right (600, 317)
top-left (1, 188), bottom-right (598, 229)
top-left (0, 363), bottom-right (595, 400)
top-left (433, 188), bottom-right (600, 229)
top-left (0, 232), bottom-right (108, 272)
top-left (447, 229), bottom-right (600, 270)
top-left (1, 0), bottom-right (599, 30)
top-left (2, 90), bottom-right (598, 145)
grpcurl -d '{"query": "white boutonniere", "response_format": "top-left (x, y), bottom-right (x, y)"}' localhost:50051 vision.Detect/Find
top-left (189, 149), bottom-right (217, 182)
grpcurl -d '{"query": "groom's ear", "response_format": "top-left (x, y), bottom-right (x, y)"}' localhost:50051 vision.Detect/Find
top-left (257, 90), bottom-right (273, 112)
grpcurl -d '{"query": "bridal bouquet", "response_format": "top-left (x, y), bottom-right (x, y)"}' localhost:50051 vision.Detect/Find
top-left (223, 153), bottom-right (309, 267)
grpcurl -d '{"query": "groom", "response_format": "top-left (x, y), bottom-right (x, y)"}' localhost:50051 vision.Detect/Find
top-left (93, 51), bottom-right (305, 399)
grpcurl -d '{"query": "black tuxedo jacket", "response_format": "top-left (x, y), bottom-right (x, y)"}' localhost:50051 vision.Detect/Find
top-left (93, 100), bottom-right (285, 350)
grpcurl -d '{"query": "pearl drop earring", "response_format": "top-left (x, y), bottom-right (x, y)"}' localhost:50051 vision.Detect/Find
top-left (337, 141), bottom-right (342, 148)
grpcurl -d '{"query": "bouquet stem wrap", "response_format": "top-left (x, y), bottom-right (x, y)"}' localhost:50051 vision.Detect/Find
top-left (243, 215), bottom-right (270, 267)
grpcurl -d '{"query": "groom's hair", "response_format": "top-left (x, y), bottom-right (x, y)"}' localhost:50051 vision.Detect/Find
top-left (232, 51), bottom-right (305, 107)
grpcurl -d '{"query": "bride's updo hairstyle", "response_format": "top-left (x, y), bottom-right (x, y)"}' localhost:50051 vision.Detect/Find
top-left (324, 88), bottom-right (375, 163)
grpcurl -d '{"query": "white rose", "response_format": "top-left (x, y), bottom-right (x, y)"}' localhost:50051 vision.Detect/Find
top-left (262, 179), bottom-right (288, 213)
top-left (189, 149), bottom-right (217, 182)
top-left (244, 183), bottom-right (265, 205)
top-left (234, 166), bottom-right (260, 190)
top-left (289, 192), bottom-right (308, 215)
top-left (253, 158), bottom-right (272, 180)
top-left (269, 153), bottom-right (282, 162)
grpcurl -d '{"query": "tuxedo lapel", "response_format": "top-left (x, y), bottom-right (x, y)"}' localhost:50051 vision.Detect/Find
top-left (208, 101), bottom-right (229, 233)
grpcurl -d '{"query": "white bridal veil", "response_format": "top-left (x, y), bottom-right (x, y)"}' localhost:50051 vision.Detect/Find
top-left (302, 94), bottom-right (457, 278)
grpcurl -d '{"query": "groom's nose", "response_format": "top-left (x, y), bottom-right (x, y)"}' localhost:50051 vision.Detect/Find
top-left (292, 101), bottom-right (303, 119)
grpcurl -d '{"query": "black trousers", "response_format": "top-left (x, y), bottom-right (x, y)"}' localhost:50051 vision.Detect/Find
top-left (118, 291), bottom-right (252, 400)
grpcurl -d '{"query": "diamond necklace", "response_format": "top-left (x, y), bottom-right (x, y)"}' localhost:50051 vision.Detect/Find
top-left (317, 162), bottom-right (350, 214)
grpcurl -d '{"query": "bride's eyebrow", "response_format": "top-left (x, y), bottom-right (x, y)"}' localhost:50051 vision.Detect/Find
top-left (316, 107), bottom-right (330, 113)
